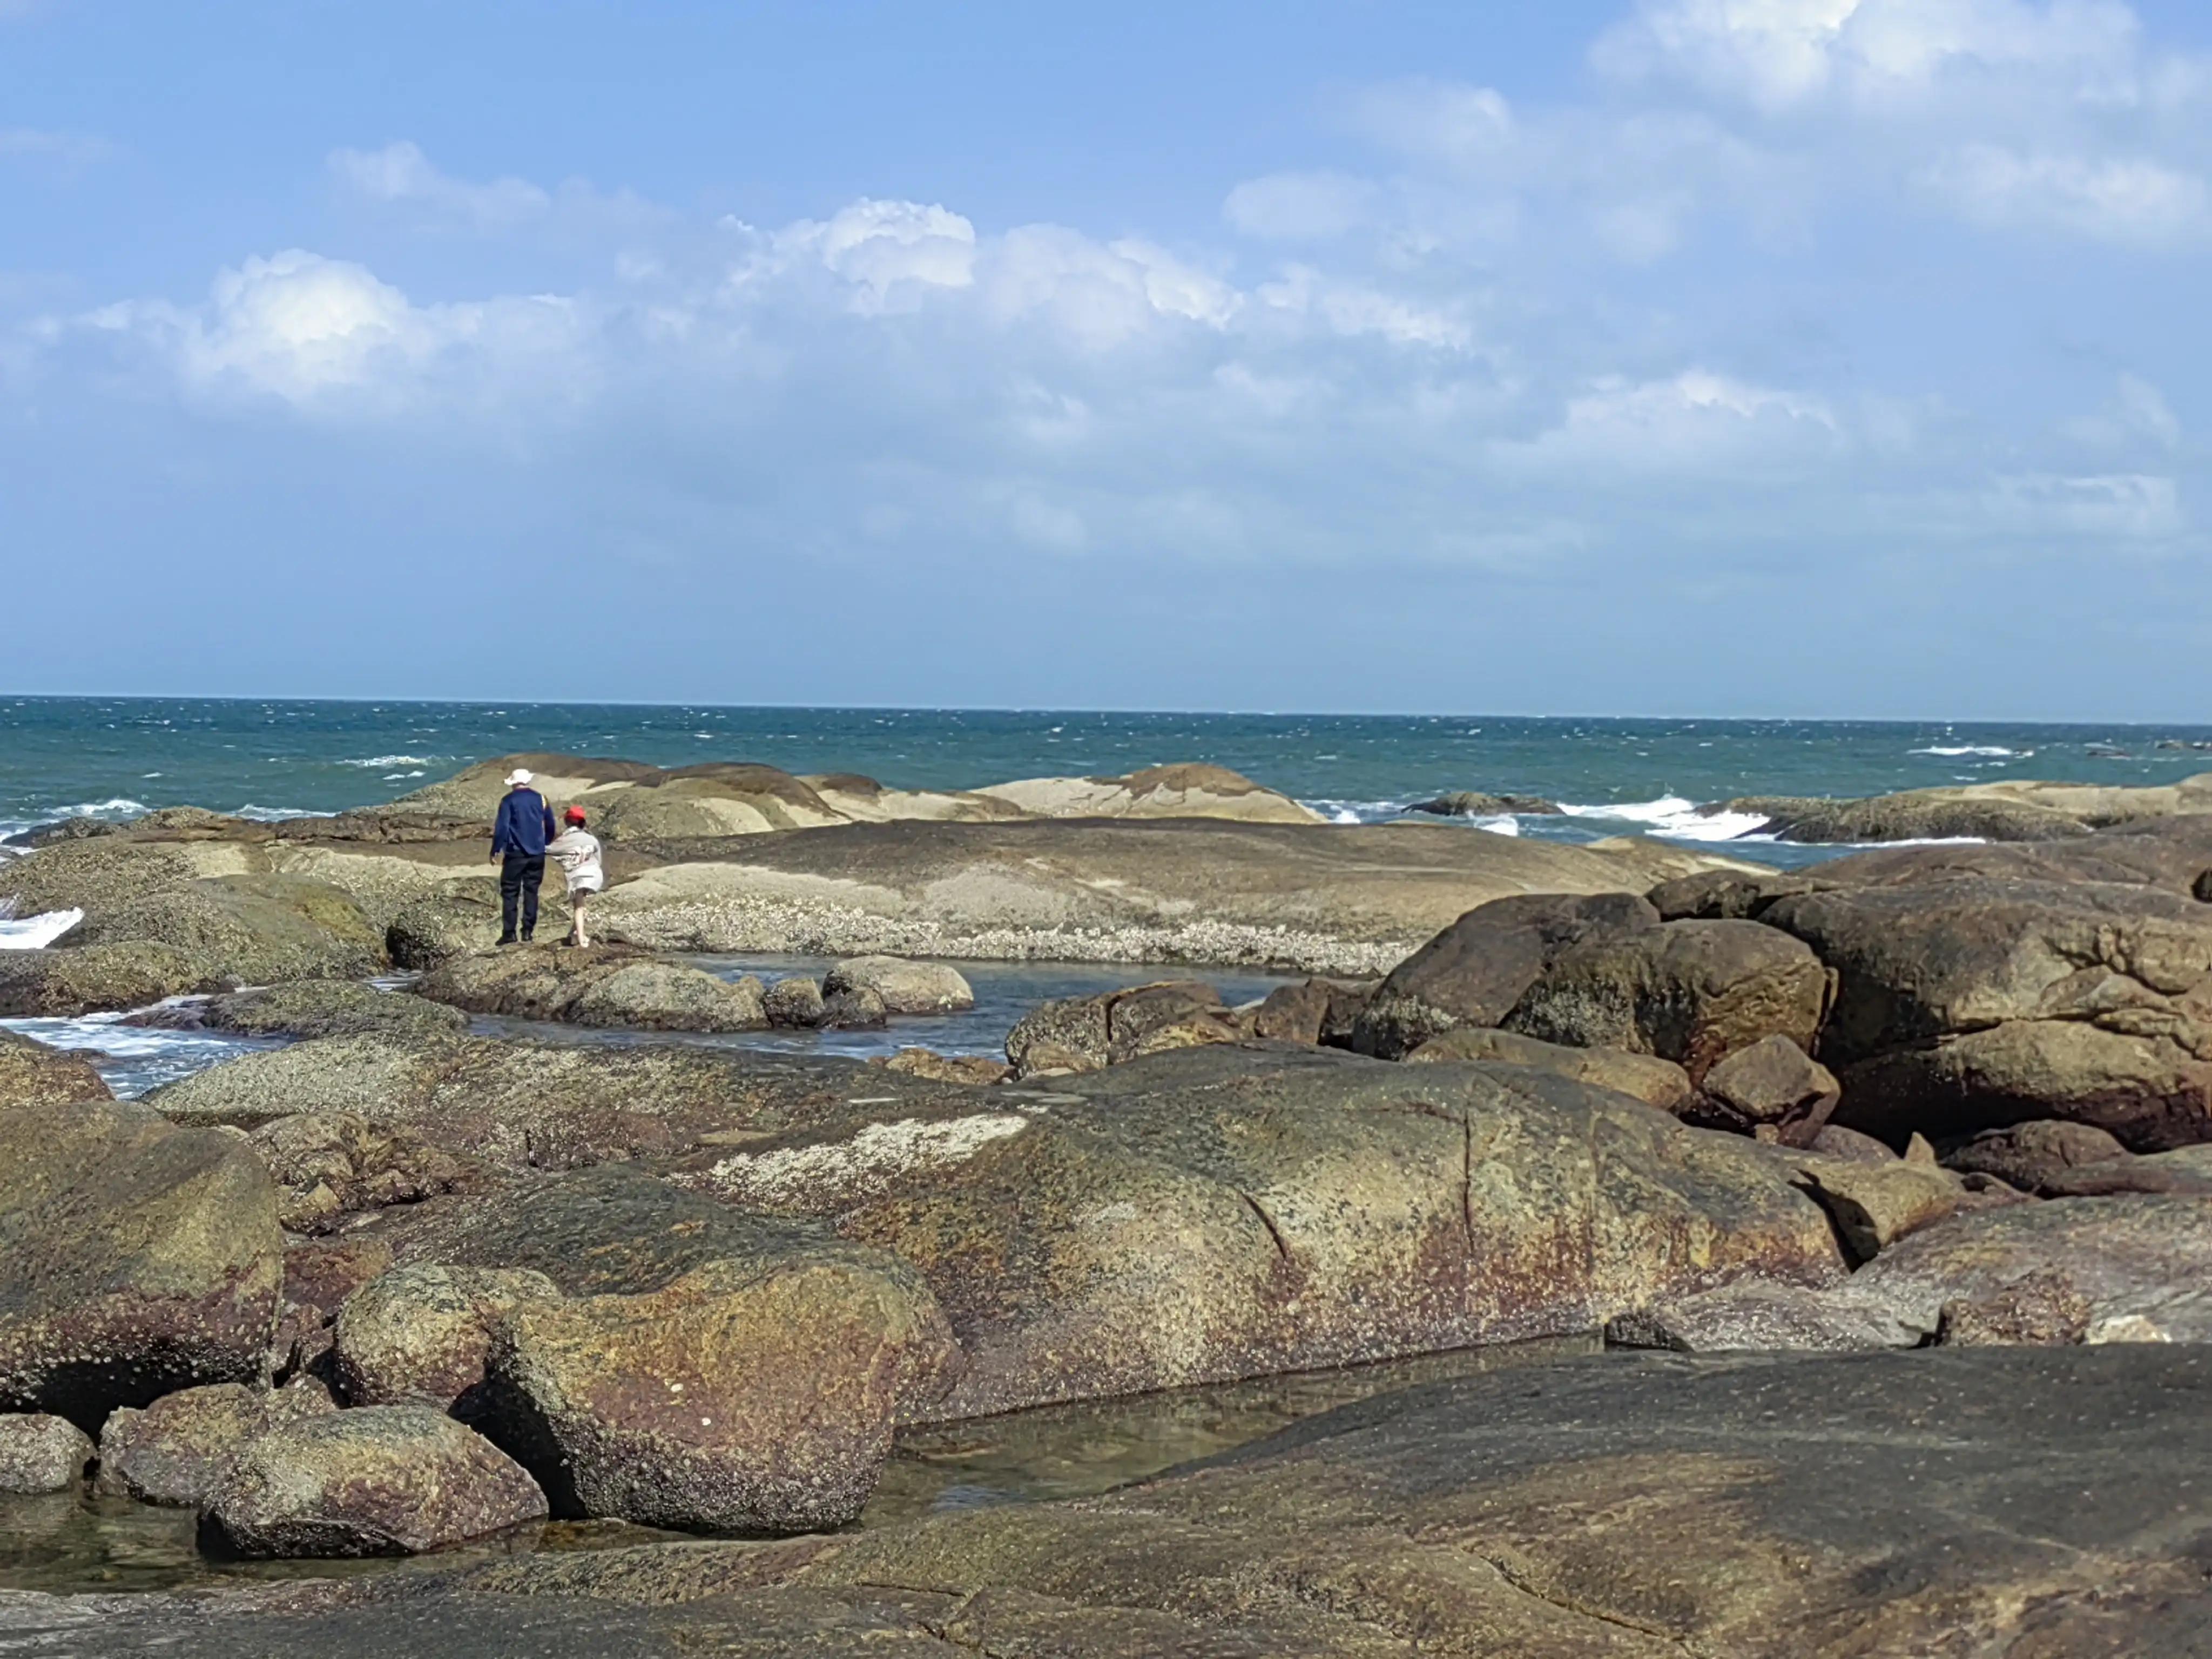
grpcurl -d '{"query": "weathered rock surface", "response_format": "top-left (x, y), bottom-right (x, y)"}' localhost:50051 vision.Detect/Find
top-left (333, 1265), bottom-right (560, 1414)
top-left (822, 955), bottom-right (974, 1014)
top-left (416, 946), bottom-right (768, 1032)
top-left (1764, 875), bottom-right (2212, 1148)
top-left (1696, 1034), bottom-right (1839, 1141)
top-left (1004, 980), bottom-right (1244, 1075)
top-left (31, 1347), bottom-right (2212, 1655)
top-left (1504, 918), bottom-right (1831, 1083)
top-left (1405, 790), bottom-right (1562, 816)
top-left (1771, 1151), bottom-right (1975, 1263)
top-left (975, 763), bottom-right (1323, 825)
top-left (1403, 1025), bottom-right (1695, 1111)
top-left (677, 1044), bottom-right (1844, 1419)
top-left (1246, 976), bottom-right (1370, 1045)
top-left (0, 1413), bottom-right (93, 1493)
top-left (200, 1405), bottom-right (547, 1558)
top-left (802, 772), bottom-right (1028, 825)
top-left (95, 1381), bottom-right (332, 1506)
top-left (0, 940), bottom-right (212, 1016)
top-left (70, 873), bottom-right (386, 985)
top-left (1851, 1195), bottom-right (2212, 1341)
top-left (1606, 1279), bottom-right (1916, 1352)
top-left (152, 980), bottom-right (468, 1041)
top-left (387, 884), bottom-right (568, 970)
top-left (593, 765), bottom-right (851, 841)
top-left (247, 1111), bottom-right (476, 1234)
top-left (0, 1028), bottom-right (111, 1105)
top-left (1723, 771), bottom-right (2212, 843)
top-left (876, 1047), bottom-right (1011, 1085)
top-left (1944, 1118), bottom-right (2131, 1194)
top-left (1350, 891), bottom-right (1659, 1059)
top-left (0, 1097), bottom-right (282, 1428)
top-left (1645, 866), bottom-right (1817, 921)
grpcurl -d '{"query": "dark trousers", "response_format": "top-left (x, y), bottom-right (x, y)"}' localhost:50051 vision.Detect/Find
top-left (500, 853), bottom-right (545, 939)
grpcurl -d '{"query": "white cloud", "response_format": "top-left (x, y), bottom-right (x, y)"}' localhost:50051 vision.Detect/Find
top-left (770, 199), bottom-right (979, 311)
top-left (331, 141), bottom-right (550, 229)
top-left (1918, 144), bottom-right (2208, 242)
top-left (1223, 172), bottom-right (1379, 240)
top-left (1985, 470), bottom-right (2183, 538)
top-left (1497, 370), bottom-right (1842, 474)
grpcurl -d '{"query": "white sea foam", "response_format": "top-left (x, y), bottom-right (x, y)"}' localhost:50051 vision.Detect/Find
top-left (236, 805), bottom-right (334, 822)
top-left (1, 1000), bottom-right (278, 1098)
top-left (1559, 797), bottom-right (1774, 842)
top-left (0, 907), bottom-right (82, 949)
top-left (1471, 814), bottom-right (1520, 837)
top-left (340, 754), bottom-right (438, 768)
top-left (1910, 745), bottom-right (2022, 759)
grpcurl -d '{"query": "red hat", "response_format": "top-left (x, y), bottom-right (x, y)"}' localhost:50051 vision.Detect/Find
top-left (564, 805), bottom-right (588, 824)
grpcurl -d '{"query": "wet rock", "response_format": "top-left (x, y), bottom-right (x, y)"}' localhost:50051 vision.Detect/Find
top-left (1350, 892), bottom-right (1658, 1060)
top-left (824, 956), bottom-right (974, 1014)
top-left (333, 1266), bottom-right (559, 1414)
top-left (0, 1097), bottom-right (282, 1428)
top-left (1944, 1119), bottom-right (2130, 1195)
top-left (878, 1048), bottom-right (1011, 1086)
top-left (1851, 1195), bottom-right (2212, 1341)
top-left (0, 1413), bottom-right (93, 1493)
top-left (1004, 980), bottom-right (1246, 1075)
top-left (1505, 919), bottom-right (1831, 1083)
top-left (247, 1111), bottom-right (476, 1234)
top-left (1723, 791), bottom-right (2093, 844)
top-left (1764, 876), bottom-right (2212, 1148)
top-left (417, 947), bottom-right (767, 1033)
top-left (1247, 977), bottom-right (1370, 1046)
top-left (200, 1405), bottom-right (547, 1558)
top-left (1607, 1279), bottom-right (1915, 1352)
top-left (0, 1029), bottom-right (111, 1105)
top-left (819, 984), bottom-right (888, 1030)
top-left (0, 941), bottom-right (212, 1017)
top-left (763, 974), bottom-right (826, 1028)
top-left (1696, 1034), bottom-right (1840, 1142)
top-left (183, 980), bottom-right (466, 1041)
top-left (95, 1382), bottom-right (332, 1506)
top-left (1403, 1025), bottom-right (1695, 1112)
top-left (1405, 791), bottom-right (1562, 817)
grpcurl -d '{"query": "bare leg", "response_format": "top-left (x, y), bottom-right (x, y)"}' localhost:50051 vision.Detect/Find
top-left (568, 889), bottom-right (590, 948)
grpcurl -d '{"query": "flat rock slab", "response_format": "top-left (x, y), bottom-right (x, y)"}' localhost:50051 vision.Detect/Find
top-left (43, 1346), bottom-right (2212, 1656)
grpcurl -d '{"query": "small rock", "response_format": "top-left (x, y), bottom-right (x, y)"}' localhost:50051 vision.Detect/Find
top-left (1607, 1282), bottom-right (1914, 1354)
top-left (1945, 1120), bottom-right (2132, 1196)
top-left (820, 984), bottom-right (888, 1030)
top-left (1249, 979), bottom-right (1371, 1046)
top-left (1697, 1035), bottom-right (1840, 1144)
top-left (0, 1413), bottom-right (94, 1493)
top-left (199, 1405), bottom-right (547, 1559)
top-left (334, 1265), bottom-right (560, 1415)
top-left (1808, 1124), bottom-right (1897, 1164)
top-left (825, 956), bottom-right (975, 1015)
top-left (96, 1382), bottom-right (333, 1507)
top-left (1783, 1154), bottom-right (1968, 1264)
top-left (248, 1111), bottom-right (474, 1234)
top-left (1905, 1132), bottom-right (1938, 1166)
top-left (763, 975), bottom-right (826, 1029)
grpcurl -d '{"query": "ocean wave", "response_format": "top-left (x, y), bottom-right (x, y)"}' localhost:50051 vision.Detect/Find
top-left (1557, 797), bottom-right (1775, 842)
top-left (1469, 814), bottom-right (1520, 837)
top-left (0, 907), bottom-right (82, 949)
top-left (236, 805), bottom-right (335, 822)
top-left (1909, 746), bottom-right (2022, 758)
top-left (339, 754), bottom-right (440, 768)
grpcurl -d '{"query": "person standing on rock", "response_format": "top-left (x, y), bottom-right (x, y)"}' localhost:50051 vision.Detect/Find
top-left (489, 767), bottom-right (557, 945)
top-left (546, 805), bottom-right (605, 947)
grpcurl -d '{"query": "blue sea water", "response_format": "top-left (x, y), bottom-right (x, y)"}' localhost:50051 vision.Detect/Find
top-left (4, 696), bottom-right (2210, 858)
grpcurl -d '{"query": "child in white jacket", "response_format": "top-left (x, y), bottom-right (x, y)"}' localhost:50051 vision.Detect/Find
top-left (546, 806), bottom-right (605, 947)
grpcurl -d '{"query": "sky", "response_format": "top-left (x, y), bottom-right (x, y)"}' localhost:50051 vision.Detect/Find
top-left (3, 0), bottom-right (2210, 718)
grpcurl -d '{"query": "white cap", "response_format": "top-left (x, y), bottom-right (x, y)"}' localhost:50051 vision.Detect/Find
top-left (504, 768), bottom-right (534, 787)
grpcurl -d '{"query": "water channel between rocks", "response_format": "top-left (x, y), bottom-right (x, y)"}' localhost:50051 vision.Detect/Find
top-left (0, 955), bottom-right (1305, 1098)
top-left (0, 1336), bottom-right (1600, 1596)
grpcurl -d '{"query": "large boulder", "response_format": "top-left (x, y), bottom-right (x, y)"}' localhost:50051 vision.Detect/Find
top-left (824, 955), bottom-right (975, 1014)
top-left (95, 1381), bottom-right (332, 1506)
top-left (1350, 892), bottom-right (1658, 1059)
top-left (199, 1405), bottom-right (547, 1558)
top-left (0, 1413), bottom-right (94, 1494)
top-left (593, 764), bottom-right (849, 840)
top-left (156, 980), bottom-right (468, 1041)
top-left (1944, 1119), bottom-right (2132, 1195)
top-left (0, 1097), bottom-right (283, 1428)
top-left (69, 873), bottom-right (385, 985)
top-left (381, 1165), bottom-right (961, 1532)
top-left (415, 947), bottom-right (767, 1032)
top-left (974, 764), bottom-right (1323, 825)
top-left (0, 1029), bottom-right (111, 1105)
top-left (1403, 1026), bottom-right (1695, 1112)
top-left (1247, 977), bottom-right (1371, 1046)
top-left (1695, 1034), bottom-right (1840, 1142)
top-left (1504, 919), bottom-right (1831, 1082)
top-left (678, 1044), bottom-right (1844, 1419)
top-left (386, 883), bottom-right (568, 971)
top-left (1764, 876), bottom-right (2212, 1149)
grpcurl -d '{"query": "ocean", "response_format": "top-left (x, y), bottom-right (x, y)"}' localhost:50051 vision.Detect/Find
top-left (5, 696), bottom-right (2211, 864)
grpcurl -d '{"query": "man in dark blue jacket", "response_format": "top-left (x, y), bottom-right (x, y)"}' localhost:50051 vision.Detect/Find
top-left (490, 767), bottom-right (559, 945)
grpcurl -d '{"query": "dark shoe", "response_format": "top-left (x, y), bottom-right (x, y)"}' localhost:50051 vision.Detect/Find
top-left (496, 934), bottom-right (519, 947)
top-left (521, 932), bottom-right (535, 944)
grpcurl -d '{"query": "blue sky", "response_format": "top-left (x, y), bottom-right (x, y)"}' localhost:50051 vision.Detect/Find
top-left (4, 1), bottom-right (2209, 717)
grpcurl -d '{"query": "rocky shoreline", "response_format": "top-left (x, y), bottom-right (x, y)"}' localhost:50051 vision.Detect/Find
top-left (5, 752), bottom-right (2212, 1651)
